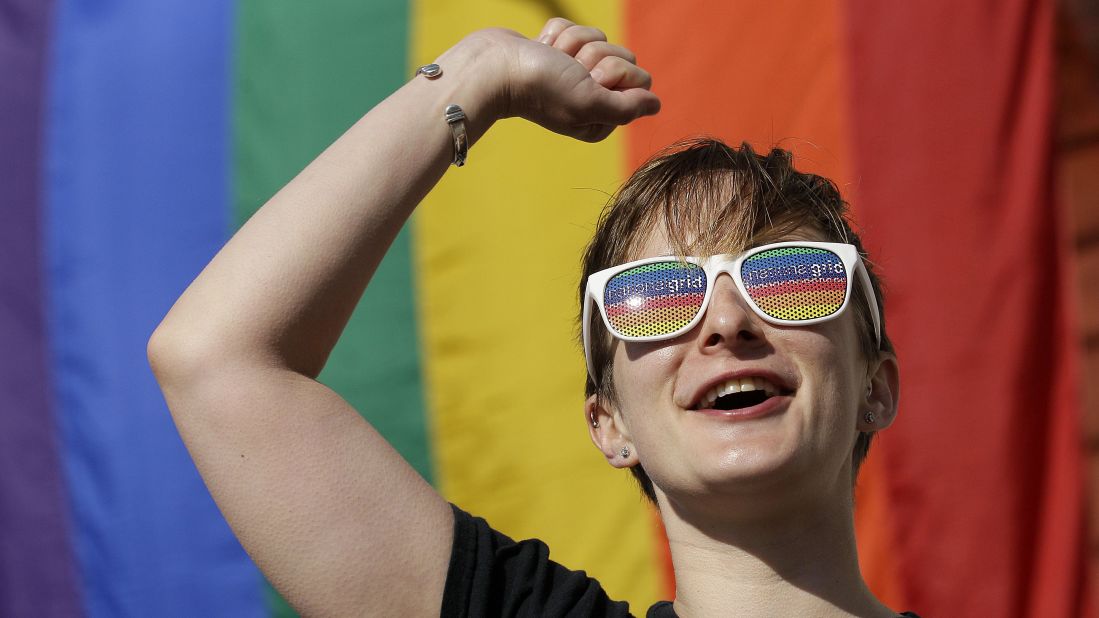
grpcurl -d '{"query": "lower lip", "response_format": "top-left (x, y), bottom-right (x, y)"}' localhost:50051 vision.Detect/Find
top-left (692, 394), bottom-right (792, 420)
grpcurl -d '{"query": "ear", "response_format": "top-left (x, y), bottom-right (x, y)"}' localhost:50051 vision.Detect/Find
top-left (860, 352), bottom-right (900, 431)
top-left (585, 393), bottom-right (638, 469)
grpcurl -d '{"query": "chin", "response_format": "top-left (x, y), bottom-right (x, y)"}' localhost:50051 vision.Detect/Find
top-left (671, 432), bottom-right (821, 504)
top-left (708, 446), bottom-right (804, 488)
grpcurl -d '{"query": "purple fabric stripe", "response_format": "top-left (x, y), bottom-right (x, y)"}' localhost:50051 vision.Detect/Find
top-left (0, 1), bottom-right (84, 616)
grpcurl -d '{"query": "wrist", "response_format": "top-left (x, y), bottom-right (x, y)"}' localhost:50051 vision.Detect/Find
top-left (429, 30), bottom-right (515, 141)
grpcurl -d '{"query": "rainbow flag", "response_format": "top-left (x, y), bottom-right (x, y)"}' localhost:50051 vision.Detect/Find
top-left (2, 0), bottom-right (1088, 616)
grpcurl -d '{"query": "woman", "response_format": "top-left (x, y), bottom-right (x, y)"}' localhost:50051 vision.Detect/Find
top-left (149, 18), bottom-right (910, 617)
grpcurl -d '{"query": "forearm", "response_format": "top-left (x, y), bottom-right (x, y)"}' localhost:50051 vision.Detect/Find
top-left (150, 39), bottom-right (500, 379)
top-left (143, 20), bottom-right (659, 615)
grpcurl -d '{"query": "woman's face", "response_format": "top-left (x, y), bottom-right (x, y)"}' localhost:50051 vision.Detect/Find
top-left (602, 226), bottom-right (874, 510)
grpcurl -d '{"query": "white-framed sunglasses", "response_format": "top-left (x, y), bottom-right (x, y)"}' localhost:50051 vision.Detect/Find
top-left (582, 241), bottom-right (882, 377)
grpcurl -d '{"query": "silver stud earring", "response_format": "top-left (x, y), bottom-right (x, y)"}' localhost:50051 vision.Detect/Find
top-left (864, 411), bottom-right (875, 425)
top-left (620, 446), bottom-right (630, 459)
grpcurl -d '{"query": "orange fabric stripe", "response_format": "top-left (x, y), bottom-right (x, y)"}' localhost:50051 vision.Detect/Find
top-left (624, 1), bottom-right (904, 605)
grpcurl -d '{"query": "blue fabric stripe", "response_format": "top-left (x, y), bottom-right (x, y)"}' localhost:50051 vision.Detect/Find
top-left (44, 1), bottom-right (263, 616)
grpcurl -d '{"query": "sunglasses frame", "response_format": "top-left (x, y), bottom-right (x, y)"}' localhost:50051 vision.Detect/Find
top-left (582, 241), bottom-right (882, 378)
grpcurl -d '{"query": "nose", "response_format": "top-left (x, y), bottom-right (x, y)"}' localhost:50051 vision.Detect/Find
top-left (697, 273), bottom-right (767, 353)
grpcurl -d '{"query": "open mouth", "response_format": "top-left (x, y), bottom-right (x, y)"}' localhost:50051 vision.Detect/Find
top-left (691, 377), bottom-right (790, 411)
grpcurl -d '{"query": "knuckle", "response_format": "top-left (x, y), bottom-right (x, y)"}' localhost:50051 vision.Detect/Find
top-left (546, 17), bottom-right (574, 30)
top-left (555, 28), bottom-right (581, 51)
top-left (591, 42), bottom-right (636, 65)
top-left (597, 56), bottom-right (650, 88)
top-left (575, 43), bottom-right (603, 67)
top-left (596, 54), bottom-right (622, 68)
top-left (556, 25), bottom-right (606, 53)
top-left (596, 54), bottom-right (626, 73)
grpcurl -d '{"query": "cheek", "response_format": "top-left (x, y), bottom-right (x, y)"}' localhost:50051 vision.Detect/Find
top-left (610, 341), bottom-right (681, 430)
top-left (621, 338), bottom-right (683, 366)
top-left (612, 341), bottom-right (680, 401)
top-left (794, 321), bottom-right (866, 430)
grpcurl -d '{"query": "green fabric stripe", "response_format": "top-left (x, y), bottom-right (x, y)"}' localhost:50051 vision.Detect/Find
top-left (233, 2), bottom-right (426, 615)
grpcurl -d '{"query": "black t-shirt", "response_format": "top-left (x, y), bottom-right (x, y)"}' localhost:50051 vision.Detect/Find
top-left (441, 504), bottom-right (920, 618)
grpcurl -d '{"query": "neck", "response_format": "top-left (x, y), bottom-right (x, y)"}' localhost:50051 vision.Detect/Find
top-left (657, 482), bottom-right (896, 618)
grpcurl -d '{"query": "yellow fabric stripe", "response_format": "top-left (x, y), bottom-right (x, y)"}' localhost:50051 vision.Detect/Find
top-left (411, 1), bottom-right (662, 609)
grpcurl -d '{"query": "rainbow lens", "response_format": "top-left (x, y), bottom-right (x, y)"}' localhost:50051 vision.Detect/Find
top-left (604, 261), bottom-right (707, 338)
top-left (740, 247), bottom-right (848, 321)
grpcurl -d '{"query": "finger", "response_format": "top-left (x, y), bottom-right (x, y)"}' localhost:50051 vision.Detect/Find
top-left (588, 87), bottom-right (662, 126)
top-left (590, 56), bottom-right (652, 91)
top-left (552, 25), bottom-right (608, 56)
top-left (537, 17), bottom-right (575, 45)
top-left (574, 41), bottom-right (637, 72)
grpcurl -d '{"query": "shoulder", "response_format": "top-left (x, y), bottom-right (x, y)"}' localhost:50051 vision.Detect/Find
top-left (443, 504), bottom-right (635, 617)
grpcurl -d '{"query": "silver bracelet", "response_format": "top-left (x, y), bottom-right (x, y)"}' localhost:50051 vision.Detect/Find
top-left (444, 104), bottom-right (468, 167)
top-left (415, 63), bottom-right (442, 79)
top-left (415, 64), bottom-right (468, 167)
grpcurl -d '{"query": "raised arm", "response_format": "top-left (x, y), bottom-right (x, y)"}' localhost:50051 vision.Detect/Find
top-left (147, 20), bottom-right (658, 617)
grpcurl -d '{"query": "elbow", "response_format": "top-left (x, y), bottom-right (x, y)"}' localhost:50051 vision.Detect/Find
top-left (147, 324), bottom-right (190, 387)
top-left (147, 320), bottom-right (221, 389)
top-left (147, 324), bottom-right (234, 434)
top-left (147, 324), bottom-right (175, 380)
top-left (148, 316), bottom-right (270, 393)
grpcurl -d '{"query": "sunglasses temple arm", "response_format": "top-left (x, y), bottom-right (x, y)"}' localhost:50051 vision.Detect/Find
top-left (856, 263), bottom-right (882, 347)
top-left (582, 293), bottom-right (596, 379)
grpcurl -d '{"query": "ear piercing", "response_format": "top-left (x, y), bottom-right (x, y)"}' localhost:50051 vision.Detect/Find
top-left (620, 446), bottom-right (630, 459)
top-left (589, 414), bottom-right (599, 428)
top-left (864, 411), bottom-right (875, 425)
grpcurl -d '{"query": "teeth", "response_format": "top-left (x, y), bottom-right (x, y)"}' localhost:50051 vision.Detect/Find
top-left (698, 377), bottom-right (780, 409)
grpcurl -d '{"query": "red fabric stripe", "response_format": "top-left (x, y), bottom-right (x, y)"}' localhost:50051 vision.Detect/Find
top-left (844, 1), bottom-right (1087, 615)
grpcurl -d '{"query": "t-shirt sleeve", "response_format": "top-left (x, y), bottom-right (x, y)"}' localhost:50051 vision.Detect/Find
top-left (441, 503), bottom-right (634, 618)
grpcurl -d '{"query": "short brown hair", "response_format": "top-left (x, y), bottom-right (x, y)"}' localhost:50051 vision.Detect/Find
top-left (579, 138), bottom-right (894, 503)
